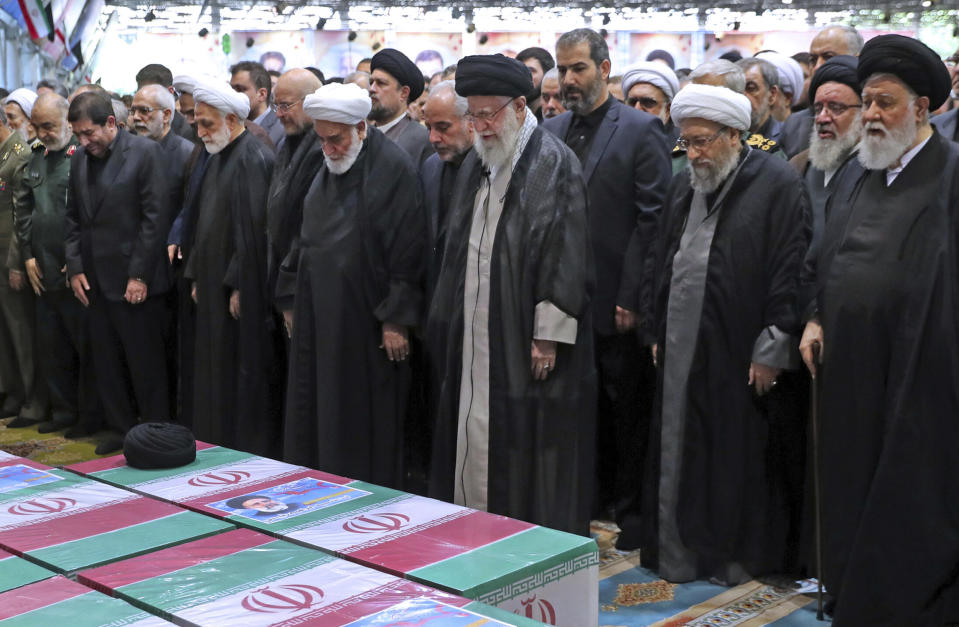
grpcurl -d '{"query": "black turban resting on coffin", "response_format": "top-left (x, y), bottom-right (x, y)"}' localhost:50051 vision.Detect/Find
top-left (123, 422), bottom-right (196, 469)
top-left (857, 34), bottom-right (952, 110)
top-left (809, 55), bottom-right (860, 103)
top-left (370, 48), bottom-right (425, 102)
top-left (455, 54), bottom-right (534, 98)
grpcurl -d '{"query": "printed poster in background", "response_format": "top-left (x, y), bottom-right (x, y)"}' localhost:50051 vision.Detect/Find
top-left (629, 33), bottom-right (693, 69)
top-left (229, 29), bottom-right (317, 73)
top-left (206, 476), bottom-right (371, 524)
top-left (477, 32), bottom-right (550, 58)
top-left (392, 32), bottom-right (464, 77)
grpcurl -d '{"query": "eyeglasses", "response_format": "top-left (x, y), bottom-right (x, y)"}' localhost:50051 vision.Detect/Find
top-left (272, 97), bottom-right (304, 114)
top-left (676, 126), bottom-right (728, 152)
top-left (813, 102), bottom-right (862, 117)
top-left (129, 105), bottom-right (156, 116)
top-left (465, 97), bottom-right (514, 123)
top-left (627, 96), bottom-right (662, 110)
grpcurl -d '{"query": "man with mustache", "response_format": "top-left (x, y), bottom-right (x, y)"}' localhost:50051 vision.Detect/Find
top-left (368, 48), bottom-right (433, 168)
top-left (543, 28), bottom-right (671, 546)
top-left (280, 83), bottom-right (423, 490)
top-left (643, 83), bottom-right (808, 584)
top-left (182, 79), bottom-right (279, 456)
top-left (799, 34), bottom-right (959, 625)
top-left (427, 54), bottom-right (595, 535)
top-left (516, 46), bottom-right (555, 123)
top-left (539, 68), bottom-right (566, 120)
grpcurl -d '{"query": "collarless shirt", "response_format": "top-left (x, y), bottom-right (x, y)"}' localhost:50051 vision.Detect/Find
top-left (564, 94), bottom-right (614, 165)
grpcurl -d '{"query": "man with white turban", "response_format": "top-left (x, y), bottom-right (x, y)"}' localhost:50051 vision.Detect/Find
top-left (622, 61), bottom-right (680, 142)
top-left (755, 51), bottom-right (805, 124)
top-left (278, 82), bottom-right (424, 489)
top-left (4, 89), bottom-right (38, 143)
top-left (181, 78), bottom-right (281, 456)
top-left (641, 83), bottom-right (809, 585)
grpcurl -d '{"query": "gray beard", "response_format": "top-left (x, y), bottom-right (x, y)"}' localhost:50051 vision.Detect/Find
top-left (688, 146), bottom-right (740, 194)
top-left (858, 119), bottom-right (918, 171)
top-left (808, 119), bottom-right (860, 172)
top-left (13, 125), bottom-right (30, 143)
top-left (325, 128), bottom-right (363, 175)
top-left (41, 129), bottom-right (74, 152)
top-left (474, 110), bottom-right (521, 170)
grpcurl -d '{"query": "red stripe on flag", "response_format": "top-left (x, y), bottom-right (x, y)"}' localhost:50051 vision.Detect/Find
top-left (0, 576), bottom-right (89, 619)
top-left (66, 441), bottom-right (218, 476)
top-left (15, 0), bottom-right (39, 38)
top-left (345, 510), bottom-right (534, 573)
top-left (0, 495), bottom-right (181, 553)
top-left (79, 528), bottom-right (273, 591)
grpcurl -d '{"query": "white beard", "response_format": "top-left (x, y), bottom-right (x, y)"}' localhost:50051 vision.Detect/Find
top-left (688, 144), bottom-right (740, 194)
top-left (473, 109), bottom-right (521, 170)
top-left (808, 115), bottom-right (861, 171)
top-left (858, 118), bottom-right (919, 171)
top-left (324, 128), bottom-right (363, 175)
top-left (41, 128), bottom-right (73, 152)
top-left (202, 122), bottom-right (233, 154)
top-left (13, 125), bottom-right (30, 142)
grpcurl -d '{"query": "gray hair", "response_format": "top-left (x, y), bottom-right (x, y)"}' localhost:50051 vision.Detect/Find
top-left (37, 78), bottom-right (69, 99)
top-left (690, 60), bottom-right (746, 94)
top-left (344, 70), bottom-right (370, 84)
top-left (0, 107), bottom-right (6, 126)
top-left (138, 83), bottom-right (175, 113)
top-left (427, 80), bottom-right (468, 117)
top-left (821, 24), bottom-right (864, 55)
top-left (737, 58), bottom-right (780, 91)
top-left (111, 98), bottom-right (128, 123)
top-left (543, 67), bottom-right (560, 83)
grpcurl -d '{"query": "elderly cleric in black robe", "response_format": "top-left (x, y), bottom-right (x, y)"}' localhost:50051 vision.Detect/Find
top-left (279, 83), bottom-right (424, 489)
top-left (426, 55), bottom-right (596, 536)
top-left (801, 35), bottom-right (959, 626)
top-left (642, 84), bottom-right (809, 584)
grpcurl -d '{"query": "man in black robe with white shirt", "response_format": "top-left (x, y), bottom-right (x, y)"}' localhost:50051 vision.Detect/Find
top-left (426, 55), bottom-right (596, 535)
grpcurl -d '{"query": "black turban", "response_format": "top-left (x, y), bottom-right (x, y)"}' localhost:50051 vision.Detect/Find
top-left (123, 422), bottom-right (196, 469)
top-left (857, 34), bottom-right (951, 110)
top-left (455, 54), bottom-right (534, 98)
top-left (370, 48), bottom-right (424, 102)
top-left (809, 55), bottom-right (860, 102)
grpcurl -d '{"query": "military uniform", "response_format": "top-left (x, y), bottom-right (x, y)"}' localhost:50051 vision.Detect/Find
top-left (671, 132), bottom-right (784, 176)
top-left (0, 131), bottom-right (43, 422)
top-left (15, 136), bottom-right (100, 433)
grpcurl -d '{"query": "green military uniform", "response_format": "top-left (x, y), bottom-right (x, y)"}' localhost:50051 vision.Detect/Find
top-left (0, 130), bottom-right (43, 420)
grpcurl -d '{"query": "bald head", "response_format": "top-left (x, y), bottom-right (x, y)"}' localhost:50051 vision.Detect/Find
top-left (32, 92), bottom-right (72, 151)
top-left (275, 68), bottom-right (322, 136)
top-left (810, 25), bottom-right (863, 69)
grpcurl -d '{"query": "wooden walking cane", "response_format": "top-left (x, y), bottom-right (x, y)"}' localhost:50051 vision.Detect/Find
top-left (811, 341), bottom-right (824, 621)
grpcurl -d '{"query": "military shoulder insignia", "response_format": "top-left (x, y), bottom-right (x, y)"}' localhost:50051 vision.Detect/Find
top-left (746, 133), bottom-right (779, 152)
top-left (66, 145), bottom-right (77, 156)
top-left (13, 143), bottom-right (24, 154)
top-left (672, 144), bottom-right (685, 155)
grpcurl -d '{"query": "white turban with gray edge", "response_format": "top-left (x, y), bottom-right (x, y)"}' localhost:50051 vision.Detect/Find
top-left (621, 62), bottom-right (680, 101)
top-left (670, 83), bottom-right (752, 132)
top-left (755, 51), bottom-right (805, 106)
top-left (4, 88), bottom-right (38, 119)
top-left (193, 79), bottom-right (250, 119)
top-left (303, 82), bottom-right (371, 124)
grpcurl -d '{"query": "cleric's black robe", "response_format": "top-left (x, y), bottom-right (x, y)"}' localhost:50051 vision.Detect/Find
top-left (426, 128), bottom-right (597, 536)
top-left (642, 146), bottom-right (809, 577)
top-left (183, 130), bottom-right (281, 456)
top-left (810, 130), bottom-right (959, 625)
top-left (281, 127), bottom-right (424, 488)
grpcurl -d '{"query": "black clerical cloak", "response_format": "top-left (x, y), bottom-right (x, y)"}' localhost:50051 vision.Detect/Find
top-left (183, 130), bottom-right (281, 456)
top-left (426, 128), bottom-right (597, 536)
top-left (281, 127), bottom-right (424, 489)
top-left (643, 147), bottom-right (810, 575)
top-left (811, 131), bottom-right (959, 625)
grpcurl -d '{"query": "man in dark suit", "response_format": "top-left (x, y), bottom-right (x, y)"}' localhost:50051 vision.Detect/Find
top-left (230, 61), bottom-right (285, 151)
top-left (543, 28), bottom-right (672, 549)
top-left (65, 92), bottom-right (173, 454)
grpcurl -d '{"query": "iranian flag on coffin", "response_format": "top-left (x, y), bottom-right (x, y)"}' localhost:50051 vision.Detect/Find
top-left (68, 444), bottom-right (599, 627)
top-left (78, 528), bottom-right (545, 627)
top-left (0, 547), bottom-right (55, 592)
top-left (0, 469), bottom-right (232, 574)
top-left (0, 576), bottom-right (169, 625)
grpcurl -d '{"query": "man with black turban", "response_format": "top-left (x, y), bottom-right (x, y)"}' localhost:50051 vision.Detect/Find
top-left (368, 48), bottom-right (434, 167)
top-left (426, 53), bottom-right (596, 535)
top-left (800, 34), bottom-right (959, 625)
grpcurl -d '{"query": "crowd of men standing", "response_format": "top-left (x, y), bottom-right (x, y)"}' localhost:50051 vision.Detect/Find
top-left (0, 23), bottom-right (956, 626)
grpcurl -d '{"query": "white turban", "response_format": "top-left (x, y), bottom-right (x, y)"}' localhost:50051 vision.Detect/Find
top-left (303, 82), bottom-right (371, 125)
top-left (172, 75), bottom-right (197, 95)
top-left (670, 84), bottom-right (752, 132)
top-left (621, 62), bottom-right (680, 101)
top-left (4, 88), bottom-right (38, 119)
top-left (193, 79), bottom-right (250, 120)
top-left (755, 52), bottom-right (805, 106)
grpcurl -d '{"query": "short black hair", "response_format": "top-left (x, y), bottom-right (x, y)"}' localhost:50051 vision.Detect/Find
top-left (68, 91), bottom-right (114, 125)
top-left (646, 49), bottom-right (676, 70)
top-left (720, 50), bottom-right (744, 63)
top-left (516, 47), bottom-right (556, 74)
top-left (792, 51), bottom-right (814, 67)
top-left (324, 77), bottom-right (344, 84)
top-left (37, 78), bottom-right (69, 98)
top-left (135, 63), bottom-right (173, 88)
top-left (0, 88), bottom-right (8, 100)
top-left (556, 28), bottom-right (609, 68)
top-left (305, 66), bottom-right (326, 83)
top-left (229, 60), bottom-right (272, 100)
top-left (267, 69), bottom-right (280, 78)
top-left (259, 50), bottom-right (286, 67)
top-left (225, 494), bottom-right (268, 509)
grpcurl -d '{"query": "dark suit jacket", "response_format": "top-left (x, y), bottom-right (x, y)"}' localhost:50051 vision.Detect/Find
top-left (779, 108), bottom-right (813, 159)
top-left (256, 109), bottom-right (286, 151)
top-left (543, 99), bottom-right (672, 335)
top-left (384, 113), bottom-right (434, 168)
top-left (420, 151), bottom-right (471, 296)
top-left (171, 110), bottom-right (197, 144)
top-left (931, 107), bottom-right (959, 142)
top-left (65, 129), bottom-right (173, 300)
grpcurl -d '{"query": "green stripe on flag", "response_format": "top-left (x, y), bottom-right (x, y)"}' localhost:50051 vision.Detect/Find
top-left (28, 511), bottom-right (232, 573)
top-left (463, 600), bottom-right (548, 626)
top-left (117, 539), bottom-right (335, 613)
top-left (409, 526), bottom-right (597, 598)
top-left (0, 555), bottom-right (54, 592)
top-left (91, 447), bottom-right (253, 485)
top-left (1, 590), bottom-right (154, 626)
